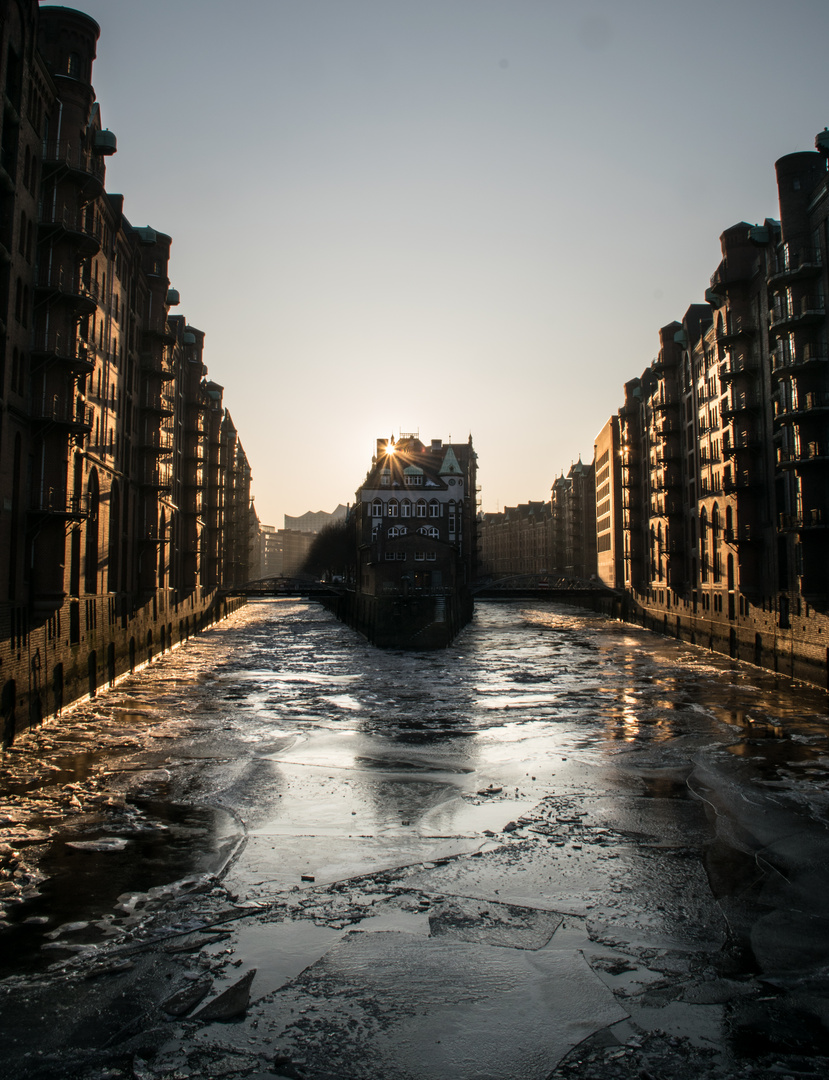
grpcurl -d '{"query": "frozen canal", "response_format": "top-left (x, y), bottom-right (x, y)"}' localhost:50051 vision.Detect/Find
top-left (2, 598), bottom-right (829, 1079)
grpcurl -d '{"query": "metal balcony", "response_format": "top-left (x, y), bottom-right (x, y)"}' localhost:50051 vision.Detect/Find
top-left (41, 140), bottom-right (105, 194)
top-left (710, 256), bottom-right (757, 292)
top-left (772, 341), bottom-right (828, 374)
top-left (767, 244), bottom-right (823, 286)
top-left (721, 394), bottom-right (762, 420)
top-left (31, 397), bottom-right (92, 432)
top-left (775, 391), bottom-right (829, 423)
top-left (770, 295), bottom-right (826, 332)
top-left (29, 489), bottom-right (88, 519)
top-left (719, 354), bottom-right (759, 382)
top-left (778, 509), bottom-right (828, 531)
top-left (777, 444), bottom-right (829, 468)
top-left (716, 317), bottom-right (756, 344)
top-left (35, 268), bottom-right (99, 313)
top-left (38, 205), bottom-right (102, 255)
top-left (30, 331), bottom-right (94, 375)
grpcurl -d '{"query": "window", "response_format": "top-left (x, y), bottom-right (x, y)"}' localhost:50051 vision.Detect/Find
top-left (388, 525), bottom-right (407, 538)
top-left (401, 501), bottom-right (411, 518)
top-left (426, 552), bottom-right (436, 561)
top-left (372, 500), bottom-right (383, 517)
top-left (415, 552), bottom-right (425, 561)
top-left (380, 470), bottom-right (390, 486)
top-left (388, 499), bottom-right (398, 518)
top-left (418, 525), bottom-right (439, 539)
top-left (67, 52), bottom-right (81, 78)
top-left (416, 500), bottom-right (427, 518)
top-left (429, 500), bottom-right (441, 518)
top-left (405, 473), bottom-right (422, 486)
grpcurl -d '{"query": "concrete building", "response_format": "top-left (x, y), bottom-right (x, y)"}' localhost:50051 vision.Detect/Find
top-left (0, 4), bottom-right (256, 741)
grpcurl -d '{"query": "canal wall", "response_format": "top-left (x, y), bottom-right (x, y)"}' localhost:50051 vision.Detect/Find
top-left (595, 591), bottom-right (829, 691)
top-left (324, 589), bottom-right (474, 650)
top-left (0, 590), bottom-right (246, 746)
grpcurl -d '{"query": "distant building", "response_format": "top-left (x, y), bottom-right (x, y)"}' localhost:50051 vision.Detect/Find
top-left (284, 505), bottom-right (348, 533)
top-left (551, 460), bottom-right (597, 580)
top-left (277, 504), bottom-right (347, 577)
top-left (478, 503), bottom-right (551, 578)
top-left (594, 418), bottom-right (623, 589)
top-left (259, 525), bottom-right (283, 577)
top-left (280, 530), bottom-right (316, 577)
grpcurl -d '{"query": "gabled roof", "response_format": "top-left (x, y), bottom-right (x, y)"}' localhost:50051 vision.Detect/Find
top-left (439, 447), bottom-right (462, 476)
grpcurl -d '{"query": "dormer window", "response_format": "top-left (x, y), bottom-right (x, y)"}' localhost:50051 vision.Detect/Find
top-left (380, 469), bottom-right (390, 487)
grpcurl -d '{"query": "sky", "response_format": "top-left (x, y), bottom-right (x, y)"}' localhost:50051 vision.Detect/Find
top-left (70, 0), bottom-right (829, 527)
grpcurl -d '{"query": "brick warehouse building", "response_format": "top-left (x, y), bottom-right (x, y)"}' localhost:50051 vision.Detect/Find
top-left (595, 129), bottom-right (829, 687)
top-left (0, 3), bottom-right (257, 741)
top-left (478, 462), bottom-right (598, 585)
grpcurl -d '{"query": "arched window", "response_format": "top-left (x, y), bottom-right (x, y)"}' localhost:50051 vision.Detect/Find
top-left (699, 508), bottom-right (708, 583)
top-left (418, 525), bottom-right (439, 539)
top-left (388, 499), bottom-right (398, 518)
top-left (372, 499), bottom-right (383, 518)
top-left (416, 500), bottom-right (427, 518)
top-left (108, 480), bottom-right (120, 591)
top-left (428, 499), bottom-right (441, 518)
top-left (400, 500), bottom-right (411, 518)
top-left (712, 504), bottom-right (721, 583)
top-left (159, 510), bottom-right (167, 589)
top-left (657, 524), bottom-right (663, 582)
top-left (388, 525), bottom-right (408, 538)
top-left (85, 470), bottom-right (99, 594)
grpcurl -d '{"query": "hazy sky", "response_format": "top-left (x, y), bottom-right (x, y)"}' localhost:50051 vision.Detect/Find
top-left (73, 0), bottom-right (829, 526)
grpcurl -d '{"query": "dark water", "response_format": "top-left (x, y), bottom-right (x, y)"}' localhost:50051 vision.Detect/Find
top-left (2, 598), bottom-right (829, 977)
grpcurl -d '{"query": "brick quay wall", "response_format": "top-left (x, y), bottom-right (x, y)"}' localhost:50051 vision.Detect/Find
top-left (1, 592), bottom-right (246, 746)
top-left (596, 592), bottom-right (829, 691)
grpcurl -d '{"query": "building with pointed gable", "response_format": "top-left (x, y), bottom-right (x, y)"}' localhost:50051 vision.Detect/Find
top-left (344, 433), bottom-right (478, 648)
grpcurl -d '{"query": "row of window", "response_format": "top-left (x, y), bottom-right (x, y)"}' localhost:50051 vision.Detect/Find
top-left (376, 524), bottom-right (441, 539)
top-left (384, 552), bottom-right (437, 561)
top-left (371, 498), bottom-right (453, 518)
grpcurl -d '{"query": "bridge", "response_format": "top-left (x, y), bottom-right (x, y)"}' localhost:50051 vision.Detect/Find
top-left (228, 576), bottom-right (347, 599)
top-left (230, 573), bottom-right (616, 602)
top-left (471, 573), bottom-right (617, 600)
